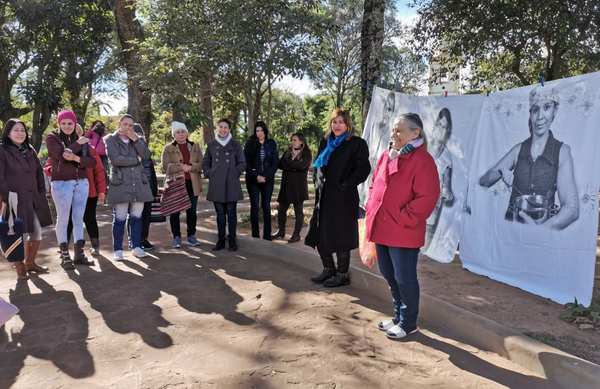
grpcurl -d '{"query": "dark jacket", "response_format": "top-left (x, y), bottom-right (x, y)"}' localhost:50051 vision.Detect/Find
top-left (244, 138), bottom-right (279, 183)
top-left (0, 143), bottom-right (53, 232)
top-left (46, 131), bottom-right (96, 181)
top-left (202, 138), bottom-right (246, 203)
top-left (104, 132), bottom-right (154, 204)
top-left (277, 147), bottom-right (312, 204)
top-left (304, 135), bottom-right (371, 253)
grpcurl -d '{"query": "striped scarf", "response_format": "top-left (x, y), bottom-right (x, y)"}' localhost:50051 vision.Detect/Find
top-left (389, 138), bottom-right (424, 161)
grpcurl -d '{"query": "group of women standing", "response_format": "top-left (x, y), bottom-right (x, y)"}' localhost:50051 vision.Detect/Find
top-left (1, 106), bottom-right (444, 342)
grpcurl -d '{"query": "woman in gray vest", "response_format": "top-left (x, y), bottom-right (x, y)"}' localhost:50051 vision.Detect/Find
top-left (479, 86), bottom-right (579, 230)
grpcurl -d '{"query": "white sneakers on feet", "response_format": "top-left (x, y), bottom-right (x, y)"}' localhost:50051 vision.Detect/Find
top-left (113, 250), bottom-right (124, 261)
top-left (131, 247), bottom-right (147, 258)
top-left (377, 319), bottom-right (396, 331)
top-left (385, 324), bottom-right (417, 339)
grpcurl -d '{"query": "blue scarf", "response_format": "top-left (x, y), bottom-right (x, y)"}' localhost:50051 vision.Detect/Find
top-left (313, 133), bottom-right (348, 169)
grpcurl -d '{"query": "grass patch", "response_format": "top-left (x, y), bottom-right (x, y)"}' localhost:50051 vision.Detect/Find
top-left (523, 332), bottom-right (600, 362)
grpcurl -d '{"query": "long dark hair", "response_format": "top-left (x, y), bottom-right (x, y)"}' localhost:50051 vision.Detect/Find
top-left (249, 120), bottom-right (270, 158)
top-left (283, 132), bottom-right (308, 160)
top-left (2, 119), bottom-right (31, 148)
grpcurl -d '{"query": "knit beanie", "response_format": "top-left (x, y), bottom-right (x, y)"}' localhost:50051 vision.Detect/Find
top-left (172, 121), bottom-right (188, 137)
top-left (57, 109), bottom-right (77, 126)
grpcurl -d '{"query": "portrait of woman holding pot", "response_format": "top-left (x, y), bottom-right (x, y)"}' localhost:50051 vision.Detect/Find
top-left (479, 86), bottom-right (579, 230)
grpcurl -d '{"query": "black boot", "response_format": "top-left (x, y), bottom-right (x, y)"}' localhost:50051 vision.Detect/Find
top-left (73, 240), bottom-right (95, 266)
top-left (324, 272), bottom-right (350, 287)
top-left (212, 238), bottom-right (226, 251)
top-left (271, 227), bottom-right (285, 240)
top-left (59, 243), bottom-right (74, 271)
top-left (89, 237), bottom-right (100, 256)
top-left (311, 268), bottom-right (336, 283)
top-left (287, 215), bottom-right (303, 243)
top-left (228, 237), bottom-right (237, 252)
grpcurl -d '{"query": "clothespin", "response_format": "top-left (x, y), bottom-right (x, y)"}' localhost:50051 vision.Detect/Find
top-left (445, 91), bottom-right (448, 98)
top-left (486, 90), bottom-right (491, 97)
top-left (539, 77), bottom-right (545, 86)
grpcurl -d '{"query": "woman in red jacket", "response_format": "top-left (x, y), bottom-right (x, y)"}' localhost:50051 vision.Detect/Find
top-left (365, 113), bottom-right (440, 339)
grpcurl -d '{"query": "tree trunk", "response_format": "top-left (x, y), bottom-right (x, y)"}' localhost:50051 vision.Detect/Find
top-left (107, 0), bottom-right (152, 135)
top-left (360, 0), bottom-right (385, 131)
top-left (172, 107), bottom-right (186, 123)
top-left (200, 77), bottom-right (215, 144)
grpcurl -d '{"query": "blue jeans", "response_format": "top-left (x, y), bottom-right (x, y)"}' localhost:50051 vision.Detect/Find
top-left (113, 202), bottom-right (144, 251)
top-left (52, 179), bottom-right (89, 244)
top-left (213, 202), bottom-right (237, 239)
top-left (376, 244), bottom-right (420, 333)
top-left (169, 179), bottom-right (198, 238)
top-left (246, 180), bottom-right (274, 239)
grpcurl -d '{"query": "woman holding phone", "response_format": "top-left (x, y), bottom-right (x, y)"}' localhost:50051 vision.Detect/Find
top-left (46, 109), bottom-right (97, 270)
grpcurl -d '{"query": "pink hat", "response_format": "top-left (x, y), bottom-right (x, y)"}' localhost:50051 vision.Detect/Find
top-left (57, 109), bottom-right (77, 126)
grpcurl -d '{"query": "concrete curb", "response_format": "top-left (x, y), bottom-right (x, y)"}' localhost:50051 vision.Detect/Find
top-left (197, 227), bottom-right (600, 389)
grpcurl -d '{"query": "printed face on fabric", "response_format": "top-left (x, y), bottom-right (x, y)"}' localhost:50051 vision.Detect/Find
top-left (391, 118), bottom-right (419, 150)
top-left (8, 122), bottom-right (26, 146)
top-left (217, 121), bottom-right (230, 138)
top-left (433, 116), bottom-right (449, 144)
top-left (60, 119), bottom-right (76, 135)
top-left (529, 99), bottom-right (557, 137)
top-left (331, 116), bottom-right (348, 137)
top-left (174, 129), bottom-right (188, 144)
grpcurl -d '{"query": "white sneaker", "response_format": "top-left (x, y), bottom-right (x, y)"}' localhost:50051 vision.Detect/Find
top-left (131, 247), bottom-right (147, 258)
top-left (113, 250), bottom-right (124, 261)
top-left (385, 325), bottom-right (417, 339)
top-left (377, 319), bottom-right (396, 331)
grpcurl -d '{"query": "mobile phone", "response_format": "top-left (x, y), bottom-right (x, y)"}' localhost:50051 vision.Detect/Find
top-left (64, 148), bottom-right (73, 154)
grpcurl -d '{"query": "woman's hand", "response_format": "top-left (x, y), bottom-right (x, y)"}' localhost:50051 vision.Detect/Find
top-left (63, 152), bottom-right (80, 162)
top-left (182, 164), bottom-right (192, 173)
top-left (257, 175), bottom-right (266, 183)
top-left (98, 193), bottom-right (105, 204)
top-left (442, 190), bottom-right (455, 204)
top-left (519, 210), bottom-right (549, 226)
top-left (77, 137), bottom-right (90, 145)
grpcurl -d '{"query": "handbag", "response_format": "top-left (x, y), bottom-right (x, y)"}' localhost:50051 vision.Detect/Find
top-left (0, 192), bottom-right (25, 263)
top-left (150, 189), bottom-right (166, 223)
top-left (358, 217), bottom-right (377, 268)
top-left (0, 296), bottom-right (19, 326)
top-left (160, 164), bottom-right (192, 216)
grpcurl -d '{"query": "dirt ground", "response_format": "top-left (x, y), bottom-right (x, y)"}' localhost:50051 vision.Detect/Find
top-left (0, 210), bottom-right (567, 388)
top-left (255, 210), bottom-right (600, 366)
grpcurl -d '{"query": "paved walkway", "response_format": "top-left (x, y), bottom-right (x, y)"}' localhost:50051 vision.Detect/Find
top-left (0, 212), bottom-right (560, 388)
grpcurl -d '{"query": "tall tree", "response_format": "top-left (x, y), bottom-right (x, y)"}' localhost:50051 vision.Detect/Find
top-left (411, 0), bottom-right (600, 90)
top-left (360, 0), bottom-right (385, 130)
top-left (0, 0), bottom-right (34, 124)
top-left (106, 0), bottom-right (152, 133)
top-left (380, 46), bottom-right (428, 93)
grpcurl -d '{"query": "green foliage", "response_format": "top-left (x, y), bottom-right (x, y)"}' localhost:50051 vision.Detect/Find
top-left (560, 296), bottom-right (600, 323)
top-left (380, 45), bottom-right (428, 94)
top-left (411, 0), bottom-right (600, 90)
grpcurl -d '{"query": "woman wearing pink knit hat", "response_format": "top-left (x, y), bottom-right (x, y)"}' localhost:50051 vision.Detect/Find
top-left (46, 109), bottom-right (97, 270)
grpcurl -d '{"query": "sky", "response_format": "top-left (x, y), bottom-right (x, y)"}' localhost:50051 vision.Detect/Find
top-left (101, 1), bottom-right (418, 116)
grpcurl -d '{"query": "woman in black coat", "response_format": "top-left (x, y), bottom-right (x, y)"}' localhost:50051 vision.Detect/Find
top-left (0, 119), bottom-right (53, 279)
top-left (272, 132), bottom-right (312, 243)
top-left (244, 121), bottom-right (279, 240)
top-left (305, 109), bottom-right (370, 287)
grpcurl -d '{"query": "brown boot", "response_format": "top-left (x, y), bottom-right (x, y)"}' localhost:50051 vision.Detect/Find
top-left (14, 261), bottom-right (29, 280)
top-left (24, 240), bottom-right (48, 273)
